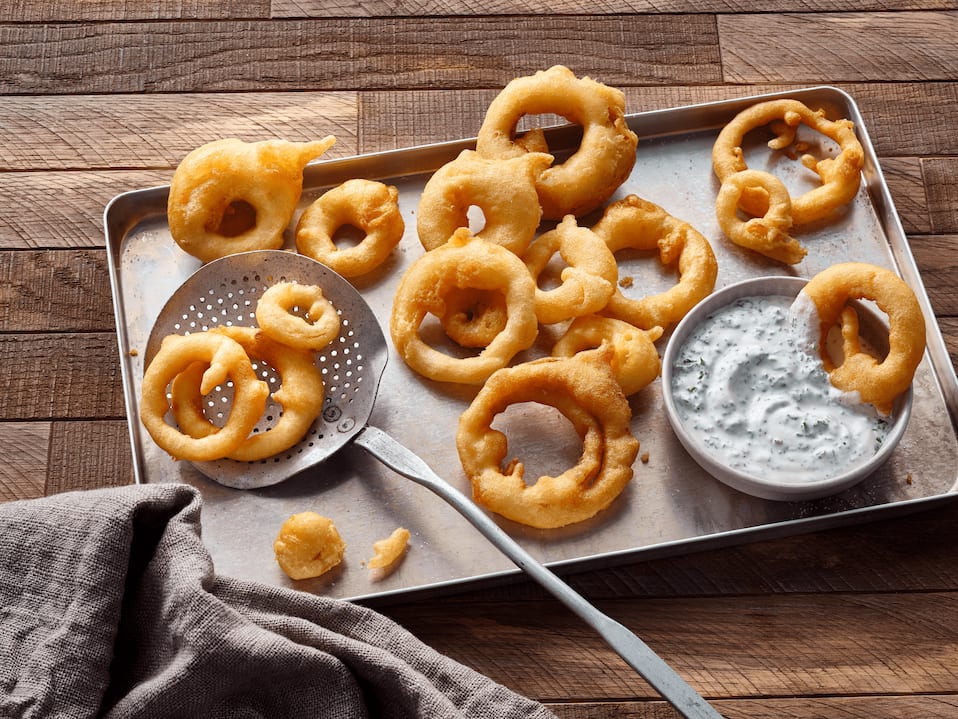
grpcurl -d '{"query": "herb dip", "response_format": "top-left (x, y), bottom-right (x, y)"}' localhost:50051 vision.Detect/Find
top-left (670, 294), bottom-right (890, 483)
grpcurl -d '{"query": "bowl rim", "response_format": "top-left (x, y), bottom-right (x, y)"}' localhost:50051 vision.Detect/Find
top-left (660, 275), bottom-right (913, 502)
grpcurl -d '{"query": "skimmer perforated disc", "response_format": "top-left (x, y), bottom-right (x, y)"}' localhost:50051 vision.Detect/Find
top-left (145, 250), bottom-right (388, 489)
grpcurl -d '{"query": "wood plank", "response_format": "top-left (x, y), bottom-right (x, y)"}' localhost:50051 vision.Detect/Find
top-left (881, 157), bottom-right (931, 235)
top-left (720, 12), bottom-right (958, 83)
top-left (548, 695), bottom-right (958, 719)
top-left (0, 1), bottom-right (269, 21)
top-left (0, 334), bottom-right (125, 420)
top-left (0, 18), bottom-right (721, 95)
top-left (0, 171), bottom-right (168, 250)
top-left (922, 157), bottom-right (958, 234)
top-left (0, 422), bottom-right (49, 502)
top-left (0, 93), bottom-right (358, 171)
top-left (941, 317), bottom-right (958, 366)
top-left (46, 420), bottom-right (134, 495)
top-left (273, 0), bottom-right (958, 17)
top-left (908, 234), bottom-right (958, 316)
top-left (380, 592), bottom-right (958, 701)
top-left (0, 250), bottom-right (114, 331)
top-left (849, 82), bottom-right (958, 156)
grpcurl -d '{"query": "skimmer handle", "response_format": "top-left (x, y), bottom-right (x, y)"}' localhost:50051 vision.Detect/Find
top-left (354, 425), bottom-right (724, 719)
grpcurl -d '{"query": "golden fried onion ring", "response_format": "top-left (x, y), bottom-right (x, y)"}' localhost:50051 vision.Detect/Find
top-left (295, 179), bottom-right (405, 277)
top-left (255, 281), bottom-right (340, 352)
top-left (523, 215), bottom-right (618, 325)
top-left (476, 65), bottom-right (638, 220)
top-left (416, 149), bottom-right (552, 254)
top-left (273, 512), bottom-right (346, 581)
top-left (552, 316), bottom-right (663, 396)
top-left (712, 99), bottom-right (864, 225)
top-left (593, 195), bottom-right (717, 331)
top-left (390, 229), bottom-right (538, 385)
top-left (715, 169), bottom-right (806, 265)
top-left (456, 348), bottom-right (639, 529)
top-left (168, 137), bottom-right (336, 263)
top-left (799, 262), bottom-right (925, 415)
top-left (169, 326), bottom-right (325, 462)
top-left (140, 332), bottom-right (270, 462)
top-left (436, 287), bottom-right (508, 349)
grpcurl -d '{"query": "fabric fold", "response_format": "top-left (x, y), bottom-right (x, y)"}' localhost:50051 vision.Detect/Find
top-left (0, 484), bottom-right (555, 719)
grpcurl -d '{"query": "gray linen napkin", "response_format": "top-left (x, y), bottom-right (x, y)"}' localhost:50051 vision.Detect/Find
top-left (0, 484), bottom-right (557, 719)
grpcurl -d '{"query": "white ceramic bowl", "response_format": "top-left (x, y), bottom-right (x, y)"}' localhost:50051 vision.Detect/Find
top-left (661, 275), bottom-right (912, 502)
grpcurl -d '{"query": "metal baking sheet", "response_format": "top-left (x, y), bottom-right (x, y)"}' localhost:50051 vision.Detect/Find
top-left (106, 86), bottom-right (958, 603)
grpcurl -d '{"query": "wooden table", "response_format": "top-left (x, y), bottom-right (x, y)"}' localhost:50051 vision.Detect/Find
top-left (2, 3), bottom-right (957, 717)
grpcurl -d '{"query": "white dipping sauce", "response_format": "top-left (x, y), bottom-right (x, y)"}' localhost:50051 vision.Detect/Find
top-left (670, 295), bottom-right (890, 483)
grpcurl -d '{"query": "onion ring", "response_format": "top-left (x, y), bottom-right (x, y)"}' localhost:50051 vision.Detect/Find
top-left (797, 262), bottom-right (925, 415)
top-left (456, 348), bottom-right (639, 529)
top-left (475, 65), bottom-right (638, 220)
top-left (295, 179), bottom-right (405, 277)
top-left (552, 316), bottom-right (663, 396)
top-left (712, 99), bottom-right (864, 225)
top-left (715, 169), bottom-right (806, 264)
top-left (273, 512), bottom-right (346, 580)
top-left (140, 332), bottom-right (270, 462)
top-left (390, 228), bottom-right (538, 385)
top-left (168, 137), bottom-right (336, 263)
top-left (416, 149), bottom-right (553, 254)
top-left (255, 281), bottom-right (340, 352)
top-left (592, 195), bottom-right (718, 331)
top-left (169, 326), bottom-right (325, 462)
top-left (436, 287), bottom-right (508, 349)
top-left (523, 215), bottom-right (618, 325)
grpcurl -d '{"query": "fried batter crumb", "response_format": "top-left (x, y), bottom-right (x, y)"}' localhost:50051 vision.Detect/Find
top-left (619, 275), bottom-right (634, 289)
top-left (273, 511), bottom-right (346, 581)
top-left (368, 527), bottom-right (411, 579)
top-left (640, 452), bottom-right (650, 464)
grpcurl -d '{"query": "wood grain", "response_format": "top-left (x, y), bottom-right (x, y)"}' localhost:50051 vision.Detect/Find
top-left (0, 17), bottom-right (721, 94)
top-left (940, 317), bottom-right (958, 366)
top-left (0, 250), bottom-right (115, 331)
top-left (0, 1), bottom-right (268, 22)
top-left (0, 93), bottom-right (358, 171)
top-left (719, 12), bottom-right (958, 83)
top-left (0, 422), bottom-right (49, 501)
top-left (0, 171), bottom-right (168, 250)
top-left (46, 420), bottom-right (134, 495)
top-left (0, 334), bottom-right (124, 420)
top-left (909, 234), bottom-right (958, 316)
top-left (922, 157), bottom-right (958, 234)
top-left (881, 157), bottom-right (931, 235)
